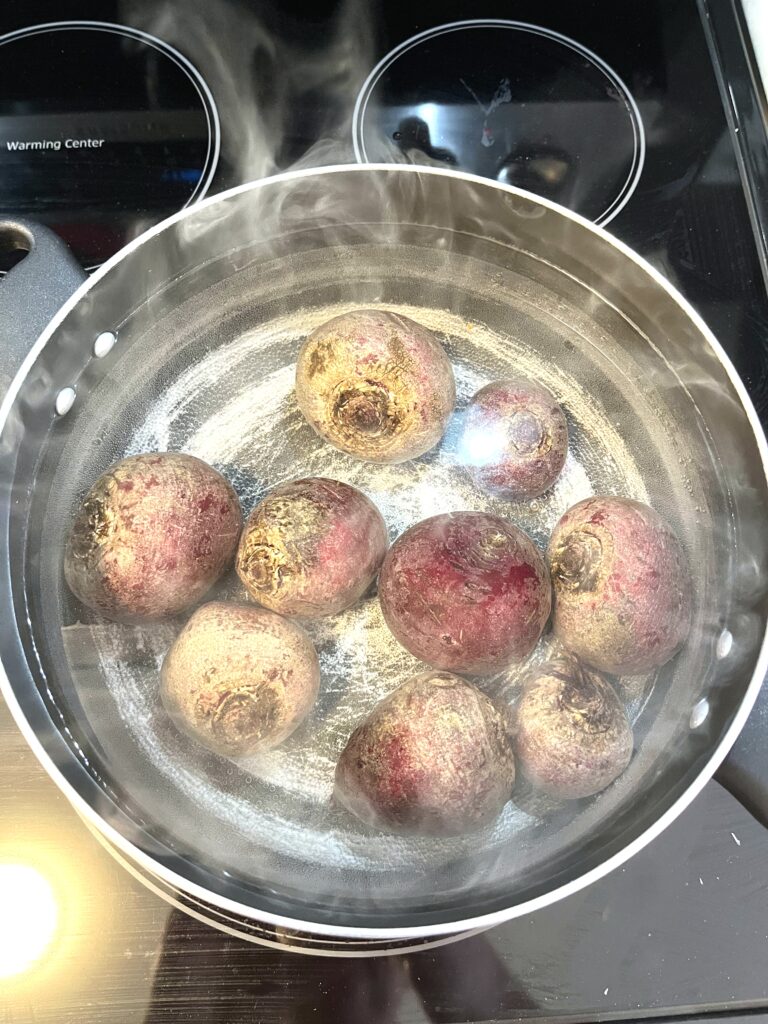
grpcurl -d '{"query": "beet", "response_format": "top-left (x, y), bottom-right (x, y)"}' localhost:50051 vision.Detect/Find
top-left (548, 496), bottom-right (692, 674)
top-left (334, 671), bottom-right (515, 836)
top-left (295, 309), bottom-right (455, 463)
top-left (64, 452), bottom-right (242, 623)
top-left (513, 657), bottom-right (633, 799)
top-left (461, 378), bottom-right (568, 499)
top-left (378, 511), bottom-right (551, 674)
top-left (161, 601), bottom-right (319, 757)
top-left (236, 477), bottom-right (388, 618)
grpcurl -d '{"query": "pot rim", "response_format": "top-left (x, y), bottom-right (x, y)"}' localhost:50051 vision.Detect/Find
top-left (1, 163), bottom-right (766, 940)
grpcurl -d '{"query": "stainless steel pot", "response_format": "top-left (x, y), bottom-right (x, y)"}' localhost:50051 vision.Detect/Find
top-left (1, 165), bottom-right (766, 943)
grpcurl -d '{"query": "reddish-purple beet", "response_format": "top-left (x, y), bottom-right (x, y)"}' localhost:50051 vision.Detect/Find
top-left (548, 496), bottom-right (692, 674)
top-left (462, 378), bottom-right (568, 499)
top-left (295, 309), bottom-right (456, 463)
top-left (379, 511), bottom-right (551, 674)
top-left (513, 657), bottom-right (633, 799)
top-left (334, 671), bottom-right (515, 836)
top-left (236, 477), bottom-right (388, 618)
top-left (64, 453), bottom-right (242, 623)
top-left (161, 601), bottom-right (319, 757)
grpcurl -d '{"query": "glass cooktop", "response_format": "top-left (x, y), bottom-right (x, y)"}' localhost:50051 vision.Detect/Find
top-left (353, 19), bottom-right (645, 225)
top-left (2, 0), bottom-right (768, 1020)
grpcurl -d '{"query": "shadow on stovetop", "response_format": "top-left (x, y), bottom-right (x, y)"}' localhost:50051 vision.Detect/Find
top-left (143, 910), bottom-right (538, 1024)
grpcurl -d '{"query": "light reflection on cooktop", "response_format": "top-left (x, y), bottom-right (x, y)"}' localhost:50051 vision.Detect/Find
top-left (353, 20), bottom-right (645, 224)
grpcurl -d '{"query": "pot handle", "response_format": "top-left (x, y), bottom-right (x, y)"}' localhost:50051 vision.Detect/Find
top-left (0, 218), bottom-right (87, 394)
top-left (716, 692), bottom-right (768, 827)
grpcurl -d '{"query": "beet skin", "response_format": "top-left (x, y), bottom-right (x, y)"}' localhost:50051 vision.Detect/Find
top-left (548, 496), bottom-right (692, 674)
top-left (295, 309), bottom-right (456, 463)
top-left (334, 671), bottom-right (515, 836)
top-left (161, 601), bottom-right (319, 757)
top-left (64, 453), bottom-right (242, 623)
top-left (462, 378), bottom-right (568, 499)
top-left (513, 657), bottom-right (633, 799)
top-left (236, 477), bottom-right (388, 618)
top-left (379, 511), bottom-right (551, 674)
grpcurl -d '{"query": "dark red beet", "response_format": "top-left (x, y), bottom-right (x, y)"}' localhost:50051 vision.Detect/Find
top-left (236, 477), bottom-right (388, 618)
top-left (334, 671), bottom-right (515, 836)
top-left (548, 496), bottom-right (692, 674)
top-left (378, 511), bottom-right (551, 674)
top-left (513, 657), bottom-right (633, 799)
top-left (462, 379), bottom-right (568, 499)
top-left (64, 453), bottom-right (242, 623)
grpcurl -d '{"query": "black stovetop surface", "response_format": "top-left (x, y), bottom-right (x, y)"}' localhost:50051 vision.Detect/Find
top-left (1, 0), bottom-right (767, 412)
top-left (2, 0), bottom-right (768, 1020)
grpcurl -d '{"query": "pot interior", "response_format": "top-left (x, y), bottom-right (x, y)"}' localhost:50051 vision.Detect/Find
top-left (3, 168), bottom-right (767, 933)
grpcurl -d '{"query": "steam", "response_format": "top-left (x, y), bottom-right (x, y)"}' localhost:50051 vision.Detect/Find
top-left (46, 148), bottom-right (768, 915)
top-left (3, 0), bottom-right (766, 930)
top-left (126, 0), bottom-right (374, 182)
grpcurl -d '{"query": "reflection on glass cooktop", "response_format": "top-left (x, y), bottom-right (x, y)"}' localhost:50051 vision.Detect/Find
top-left (353, 20), bottom-right (644, 225)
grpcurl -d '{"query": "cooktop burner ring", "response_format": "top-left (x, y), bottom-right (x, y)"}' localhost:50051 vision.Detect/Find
top-left (0, 19), bottom-right (221, 268)
top-left (353, 19), bottom-right (646, 225)
top-left (0, 19), bottom-right (222, 212)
